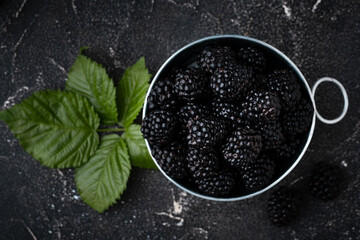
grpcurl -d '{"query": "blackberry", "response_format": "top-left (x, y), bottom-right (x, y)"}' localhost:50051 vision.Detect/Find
top-left (187, 116), bottom-right (227, 152)
top-left (172, 68), bottom-right (208, 101)
top-left (308, 162), bottom-right (342, 201)
top-left (222, 128), bottom-right (262, 169)
top-left (211, 100), bottom-right (243, 122)
top-left (141, 110), bottom-right (177, 144)
top-left (282, 98), bottom-right (313, 137)
top-left (152, 143), bottom-right (188, 180)
top-left (147, 78), bottom-right (176, 112)
top-left (267, 70), bottom-right (301, 111)
top-left (242, 156), bottom-right (275, 191)
top-left (254, 120), bottom-right (284, 150)
top-left (241, 90), bottom-right (281, 122)
top-left (198, 46), bottom-right (236, 73)
top-left (237, 46), bottom-right (266, 72)
top-left (187, 148), bottom-right (220, 180)
top-left (267, 187), bottom-right (301, 226)
top-left (195, 170), bottom-right (235, 197)
top-left (178, 102), bottom-right (210, 131)
top-left (275, 139), bottom-right (301, 160)
top-left (210, 65), bottom-right (253, 101)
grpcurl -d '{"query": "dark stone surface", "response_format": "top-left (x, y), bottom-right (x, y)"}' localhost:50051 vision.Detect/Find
top-left (0, 0), bottom-right (359, 239)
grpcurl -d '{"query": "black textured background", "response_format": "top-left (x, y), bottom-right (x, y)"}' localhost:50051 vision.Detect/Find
top-left (1, 0), bottom-right (359, 239)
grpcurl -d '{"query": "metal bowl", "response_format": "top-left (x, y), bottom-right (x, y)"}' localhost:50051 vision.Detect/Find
top-left (142, 35), bottom-right (348, 201)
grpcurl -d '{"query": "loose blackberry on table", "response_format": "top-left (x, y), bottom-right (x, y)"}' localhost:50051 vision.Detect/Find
top-left (308, 162), bottom-right (343, 201)
top-left (267, 187), bottom-right (301, 226)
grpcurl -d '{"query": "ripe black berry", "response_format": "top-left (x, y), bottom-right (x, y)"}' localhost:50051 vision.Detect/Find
top-left (267, 187), bottom-right (301, 226)
top-left (187, 116), bottom-right (227, 152)
top-left (242, 90), bottom-right (281, 122)
top-left (141, 109), bottom-right (177, 144)
top-left (267, 70), bottom-right (301, 111)
top-left (237, 46), bottom-right (266, 72)
top-left (222, 128), bottom-right (262, 169)
top-left (173, 68), bottom-right (208, 101)
top-left (147, 78), bottom-right (177, 112)
top-left (210, 65), bottom-right (252, 101)
top-left (241, 156), bottom-right (275, 191)
top-left (152, 143), bottom-right (188, 180)
top-left (198, 46), bottom-right (236, 73)
top-left (308, 162), bottom-right (342, 201)
top-left (195, 170), bottom-right (235, 197)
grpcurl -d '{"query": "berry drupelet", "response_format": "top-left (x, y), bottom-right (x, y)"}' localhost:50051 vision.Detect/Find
top-left (172, 68), bottom-right (208, 101)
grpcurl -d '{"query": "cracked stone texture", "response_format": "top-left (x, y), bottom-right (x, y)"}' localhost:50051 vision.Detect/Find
top-left (0, 0), bottom-right (359, 239)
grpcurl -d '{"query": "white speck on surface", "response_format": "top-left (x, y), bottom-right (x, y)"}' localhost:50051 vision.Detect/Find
top-left (282, 2), bottom-right (292, 19)
top-left (192, 228), bottom-right (209, 239)
top-left (15, 0), bottom-right (27, 18)
top-left (109, 47), bottom-right (115, 57)
top-left (71, 0), bottom-right (78, 15)
top-left (341, 160), bottom-right (348, 167)
top-left (2, 86), bottom-right (29, 109)
top-left (73, 195), bottom-right (79, 200)
top-left (47, 57), bottom-right (67, 74)
top-left (50, 204), bottom-right (55, 209)
top-left (155, 212), bottom-right (184, 227)
top-left (312, 0), bottom-right (322, 13)
top-left (48, 230), bottom-right (52, 234)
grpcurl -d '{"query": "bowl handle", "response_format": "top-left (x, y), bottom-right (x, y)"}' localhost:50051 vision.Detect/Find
top-left (311, 77), bottom-right (349, 124)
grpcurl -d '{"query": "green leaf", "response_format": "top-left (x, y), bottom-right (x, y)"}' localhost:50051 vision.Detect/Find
top-left (75, 134), bottom-right (131, 213)
top-left (66, 54), bottom-right (118, 125)
top-left (123, 124), bottom-right (157, 169)
top-left (117, 57), bottom-right (151, 127)
top-left (0, 90), bottom-right (100, 168)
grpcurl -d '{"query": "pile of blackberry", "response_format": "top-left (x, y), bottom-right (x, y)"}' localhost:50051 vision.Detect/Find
top-left (141, 44), bottom-right (313, 197)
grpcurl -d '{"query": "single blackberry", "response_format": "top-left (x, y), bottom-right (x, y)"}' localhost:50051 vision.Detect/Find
top-left (308, 162), bottom-right (342, 201)
top-left (267, 70), bottom-right (301, 111)
top-left (195, 170), bottom-right (235, 197)
top-left (178, 102), bottom-right (210, 131)
top-left (198, 46), bottom-right (236, 73)
top-left (152, 143), bottom-right (188, 180)
top-left (237, 46), bottom-right (266, 72)
top-left (187, 116), bottom-right (227, 152)
top-left (210, 65), bottom-right (253, 101)
top-left (187, 148), bottom-right (220, 180)
top-left (241, 90), bottom-right (281, 122)
top-left (222, 128), bottom-right (262, 169)
top-left (141, 110), bottom-right (177, 144)
top-left (147, 78), bottom-right (177, 112)
top-left (211, 100), bottom-right (243, 122)
top-left (172, 68), bottom-right (208, 101)
top-left (275, 139), bottom-right (301, 160)
top-left (242, 156), bottom-right (275, 191)
top-left (254, 120), bottom-right (284, 150)
top-left (267, 187), bottom-right (301, 226)
top-left (282, 98), bottom-right (313, 137)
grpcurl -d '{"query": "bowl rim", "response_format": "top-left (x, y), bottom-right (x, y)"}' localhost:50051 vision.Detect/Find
top-left (142, 34), bottom-right (316, 201)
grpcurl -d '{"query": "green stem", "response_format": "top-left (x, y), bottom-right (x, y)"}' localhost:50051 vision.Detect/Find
top-left (97, 128), bottom-right (125, 132)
